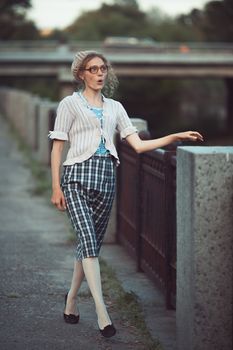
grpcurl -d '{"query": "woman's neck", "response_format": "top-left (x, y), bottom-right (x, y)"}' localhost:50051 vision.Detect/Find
top-left (82, 89), bottom-right (103, 108)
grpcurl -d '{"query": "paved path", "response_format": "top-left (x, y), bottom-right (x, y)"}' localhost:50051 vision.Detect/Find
top-left (0, 115), bottom-right (176, 350)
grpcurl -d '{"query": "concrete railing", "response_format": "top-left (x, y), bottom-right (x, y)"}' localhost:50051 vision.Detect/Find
top-left (176, 146), bottom-right (233, 350)
top-left (0, 87), bottom-right (57, 165)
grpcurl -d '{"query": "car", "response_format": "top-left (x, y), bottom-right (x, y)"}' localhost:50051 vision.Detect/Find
top-left (103, 36), bottom-right (156, 48)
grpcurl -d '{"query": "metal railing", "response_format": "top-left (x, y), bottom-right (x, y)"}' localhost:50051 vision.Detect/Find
top-left (116, 133), bottom-right (177, 309)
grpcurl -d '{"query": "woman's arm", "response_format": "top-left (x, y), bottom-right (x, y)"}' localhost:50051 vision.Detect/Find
top-left (50, 140), bottom-right (66, 211)
top-left (125, 131), bottom-right (204, 154)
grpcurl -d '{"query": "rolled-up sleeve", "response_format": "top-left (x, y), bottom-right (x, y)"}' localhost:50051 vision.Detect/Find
top-left (48, 100), bottom-right (74, 141)
top-left (116, 102), bottom-right (138, 140)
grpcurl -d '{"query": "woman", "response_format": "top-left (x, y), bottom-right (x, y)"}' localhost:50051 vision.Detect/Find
top-left (49, 50), bottom-right (203, 338)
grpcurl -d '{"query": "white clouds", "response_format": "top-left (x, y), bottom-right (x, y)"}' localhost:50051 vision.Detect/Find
top-left (27, 0), bottom-right (208, 29)
top-left (28, 0), bottom-right (95, 28)
top-left (27, 0), bottom-right (103, 29)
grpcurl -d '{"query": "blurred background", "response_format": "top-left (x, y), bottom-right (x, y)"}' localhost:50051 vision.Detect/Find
top-left (0, 0), bottom-right (233, 143)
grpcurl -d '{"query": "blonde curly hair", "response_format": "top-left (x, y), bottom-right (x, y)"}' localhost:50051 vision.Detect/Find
top-left (71, 50), bottom-right (118, 98)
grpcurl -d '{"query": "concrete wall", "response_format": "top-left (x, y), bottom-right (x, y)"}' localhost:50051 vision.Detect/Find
top-left (35, 100), bottom-right (58, 164)
top-left (0, 87), bottom-right (56, 165)
top-left (176, 146), bottom-right (233, 350)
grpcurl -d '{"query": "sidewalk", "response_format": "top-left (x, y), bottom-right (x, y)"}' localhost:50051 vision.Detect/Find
top-left (0, 115), bottom-right (176, 350)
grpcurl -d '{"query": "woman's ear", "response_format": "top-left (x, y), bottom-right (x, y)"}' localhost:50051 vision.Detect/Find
top-left (78, 72), bottom-right (84, 81)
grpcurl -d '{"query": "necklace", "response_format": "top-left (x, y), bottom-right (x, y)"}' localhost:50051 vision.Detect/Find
top-left (78, 91), bottom-right (104, 136)
top-left (78, 91), bottom-right (103, 109)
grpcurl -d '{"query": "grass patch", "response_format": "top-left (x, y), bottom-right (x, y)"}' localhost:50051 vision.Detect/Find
top-left (7, 293), bottom-right (21, 298)
top-left (7, 121), bottom-right (78, 244)
top-left (29, 165), bottom-right (51, 196)
top-left (9, 124), bottom-right (51, 197)
top-left (99, 257), bottom-right (162, 350)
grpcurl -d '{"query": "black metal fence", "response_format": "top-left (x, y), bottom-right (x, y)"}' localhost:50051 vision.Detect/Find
top-left (116, 133), bottom-right (177, 309)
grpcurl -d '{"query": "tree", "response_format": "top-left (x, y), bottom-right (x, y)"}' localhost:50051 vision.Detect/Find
top-left (113, 0), bottom-right (139, 8)
top-left (0, 0), bottom-right (39, 40)
top-left (177, 8), bottom-right (205, 41)
top-left (0, 0), bottom-right (31, 12)
top-left (178, 0), bottom-right (233, 135)
top-left (147, 9), bottom-right (204, 42)
top-left (178, 0), bottom-right (233, 42)
top-left (202, 0), bottom-right (233, 42)
top-left (63, 1), bottom-right (206, 42)
top-left (65, 2), bottom-right (148, 40)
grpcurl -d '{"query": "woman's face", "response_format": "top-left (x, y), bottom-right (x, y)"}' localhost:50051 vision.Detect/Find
top-left (79, 56), bottom-right (108, 92)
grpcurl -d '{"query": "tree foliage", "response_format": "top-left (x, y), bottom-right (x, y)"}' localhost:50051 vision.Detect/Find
top-left (65, 2), bottom-right (148, 40)
top-left (61, 0), bottom-right (233, 43)
top-left (0, 0), bottom-right (39, 39)
top-left (113, 0), bottom-right (139, 8)
top-left (146, 12), bottom-right (204, 42)
top-left (0, 0), bottom-right (31, 12)
top-left (178, 0), bottom-right (233, 42)
top-left (63, 1), bottom-right (209, 42)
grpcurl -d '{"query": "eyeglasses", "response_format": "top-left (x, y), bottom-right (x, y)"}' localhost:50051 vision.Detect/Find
top-left (83, 65), bottom-right (108, 74)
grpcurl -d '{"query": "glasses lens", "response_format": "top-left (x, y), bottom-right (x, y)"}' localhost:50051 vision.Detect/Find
top-left (89, 66), bottom-right (98, 74)
top-left (100, 65), bottom-right (108, 73)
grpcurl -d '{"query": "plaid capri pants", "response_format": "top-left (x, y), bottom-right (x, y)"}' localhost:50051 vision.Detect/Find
top-left (60, 154), bottom-right (116, 260)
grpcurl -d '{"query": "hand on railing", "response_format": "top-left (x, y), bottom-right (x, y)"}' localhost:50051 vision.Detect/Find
top-left (173, 131), bottom-right (204, 142)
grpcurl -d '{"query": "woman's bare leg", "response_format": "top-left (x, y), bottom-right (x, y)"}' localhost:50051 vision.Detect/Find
top-left (64, 258), bottom-right (85, 316)
top-left (82, 256), bottom-right (111, 329)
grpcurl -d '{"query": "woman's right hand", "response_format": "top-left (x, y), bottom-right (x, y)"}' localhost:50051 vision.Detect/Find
top-left (51, 187), bottom-right (67, 211)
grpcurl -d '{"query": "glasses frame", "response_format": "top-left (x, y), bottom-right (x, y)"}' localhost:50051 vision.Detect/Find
top-left (82, 64), bottom-right (109, 75)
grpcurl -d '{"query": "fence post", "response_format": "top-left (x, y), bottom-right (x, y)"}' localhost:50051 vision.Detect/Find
top-left (116, 133), bottom-right (122, 245)
top-left (135, 150), bottom-right (142, 272)
top-left (164, 150), bottom-right (176, 309)
top-left (137, 131), bottom-right (151, 272)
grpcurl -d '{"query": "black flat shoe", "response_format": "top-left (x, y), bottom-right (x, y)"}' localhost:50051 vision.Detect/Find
top-left (99, 323), bottom-right (116, 338)
top-left (63, 292), bottom-right (79, 324)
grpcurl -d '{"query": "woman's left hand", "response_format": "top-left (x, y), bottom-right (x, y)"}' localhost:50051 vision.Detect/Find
top-left (174, 131), bottom-right (204, 142)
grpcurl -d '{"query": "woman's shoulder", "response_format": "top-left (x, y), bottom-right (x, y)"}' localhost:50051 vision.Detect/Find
top-left (56, 93), bottom-right (80, 118)
top-left (103, 95), bottom-right (122, 108)
top-left (59, 92), bottom-right (77, 106)
top-left (58, 92), bottom-right (84, 112)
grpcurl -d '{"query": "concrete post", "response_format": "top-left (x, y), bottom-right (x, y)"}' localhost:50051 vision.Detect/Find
top-left (176, 146), bottom-right (233, 350)
top-left (58, 68), bottom-right (74, 99)
top-left (26, 95), bottom-right (41, 149)
top-left (36, 100), bottom-right (58, 165)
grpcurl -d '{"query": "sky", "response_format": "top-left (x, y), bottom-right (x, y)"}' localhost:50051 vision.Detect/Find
top-left (27, 0), bottom-right (209, 30)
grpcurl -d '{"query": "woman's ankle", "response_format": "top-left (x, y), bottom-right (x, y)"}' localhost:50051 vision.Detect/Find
top-left (67, 290), bottom-right (78, 300)
top-left (95, 305), bottom-right (111, 326)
